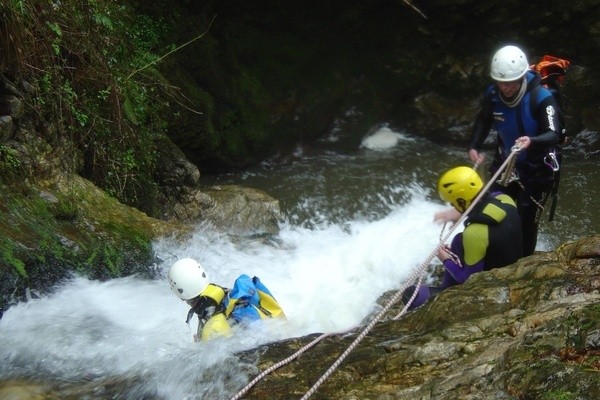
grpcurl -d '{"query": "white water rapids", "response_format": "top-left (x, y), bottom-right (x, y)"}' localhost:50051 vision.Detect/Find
top-left (0, 126), bottom-right (596, 399)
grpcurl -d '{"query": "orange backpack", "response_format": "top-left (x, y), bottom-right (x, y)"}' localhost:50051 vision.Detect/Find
top-left (531, 54), bottom-right (571, 90)
top-left (530, 54), bottom-right (571, 138)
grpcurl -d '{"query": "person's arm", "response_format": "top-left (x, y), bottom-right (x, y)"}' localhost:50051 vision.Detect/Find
top-left (531, 94), bottom-right (561, 146)
top-left (434, 207), bottom-right (462, 224)
top-left (438, 232), bottom-right (485, 284)
top-left (516, 94), bottom-right (561, 150)
top-left (468, 90), bottom-right (494, 164)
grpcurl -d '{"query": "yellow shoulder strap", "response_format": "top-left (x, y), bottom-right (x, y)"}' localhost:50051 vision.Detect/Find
top-left (257, 289), bottom-right (286, 319)
top-left (200, 284), bottom-right (226, 304)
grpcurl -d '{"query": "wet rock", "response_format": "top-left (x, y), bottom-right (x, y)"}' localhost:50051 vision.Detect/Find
top-left (0, 380), bottom-right (59, 400)
top-left (0, 115), bottom-right (13, 142)
top-left (171, 185), bottom-right (281, 236)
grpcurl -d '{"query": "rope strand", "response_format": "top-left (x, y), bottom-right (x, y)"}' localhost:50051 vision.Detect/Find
top-left (228, 147), bottom-right (522, 400)
top-left (298, 147), bottom-right (522, 400)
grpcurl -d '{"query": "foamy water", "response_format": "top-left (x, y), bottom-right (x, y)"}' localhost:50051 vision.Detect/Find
top-left (0, 191), bottom-right (446, 399)
top-left (360, 126), bottom-right (413, 150)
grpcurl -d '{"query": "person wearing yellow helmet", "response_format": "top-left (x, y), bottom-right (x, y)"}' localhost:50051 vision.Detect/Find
top-left (402, 166), bottom-right (523, 310)
top-left (467, 44), bottom-right (562, 256)
top-left (168, 258), bottom-right (285, 341)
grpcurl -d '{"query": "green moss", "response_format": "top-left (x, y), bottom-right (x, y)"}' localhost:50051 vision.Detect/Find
top-left (564, 303), bottom-right (600, 350)
top-left (0, 240), bottom-right (28, 278)
top-left (542, 390), bottom-right (575, 400)
top-left (0, 174), bottom-right (164, 311)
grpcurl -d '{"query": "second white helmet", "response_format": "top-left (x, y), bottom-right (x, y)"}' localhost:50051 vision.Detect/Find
top-left (168, 258), bottom-right (209, 300)
top-left (490, 45), bottom-right (529, 82)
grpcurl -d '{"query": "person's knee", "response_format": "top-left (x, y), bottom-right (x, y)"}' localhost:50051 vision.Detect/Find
top-left (402, 285), bottom-right (432, 310)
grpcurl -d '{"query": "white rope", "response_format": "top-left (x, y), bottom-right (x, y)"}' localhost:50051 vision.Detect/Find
top-left (229, 147), bottom-right (522, 400)
top-left (229, 332), bottom-right (331, 400)
top-left (298, 147), bottom-right (522, 400)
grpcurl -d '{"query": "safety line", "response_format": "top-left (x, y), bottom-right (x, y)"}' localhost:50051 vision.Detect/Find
top-left (299, 147), bottom-right (522, 400)
top-left (229, 332), bottom-right (331, 400)
top-left (229, 147), bottom-right (521, 400)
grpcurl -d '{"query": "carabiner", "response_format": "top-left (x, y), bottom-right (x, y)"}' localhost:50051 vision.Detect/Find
top-left (511, 144), bottom-right (522, 152)
top-left (544, 151), bottom-right (560, 172)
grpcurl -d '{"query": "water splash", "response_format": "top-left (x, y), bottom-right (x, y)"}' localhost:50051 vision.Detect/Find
top-left (1, 194), bottom-right (446, 399)
top-left (360, 126), bottom-right (412, 150)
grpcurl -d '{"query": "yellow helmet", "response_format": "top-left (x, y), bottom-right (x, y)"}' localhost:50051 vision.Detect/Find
top-left (437, 167), bottom-right (483, 212)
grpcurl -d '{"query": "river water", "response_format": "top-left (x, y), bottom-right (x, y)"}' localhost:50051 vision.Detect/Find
top-left (0, 126), bottom-right (598, 399)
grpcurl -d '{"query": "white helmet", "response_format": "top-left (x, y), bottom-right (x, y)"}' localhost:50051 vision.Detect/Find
top-left (490, 45), bottom-right (529, 82)
top-left (168, 258), bottom-right (209, 300)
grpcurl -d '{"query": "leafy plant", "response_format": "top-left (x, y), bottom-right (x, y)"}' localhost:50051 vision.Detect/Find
top-left (0, 145), bottom-right (21, 169)
top-left (1, 0), bottom-right (177, 213)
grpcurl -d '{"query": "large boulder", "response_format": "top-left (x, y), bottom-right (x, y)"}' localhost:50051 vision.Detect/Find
top-left (170, 185), bottom-right (281, 237)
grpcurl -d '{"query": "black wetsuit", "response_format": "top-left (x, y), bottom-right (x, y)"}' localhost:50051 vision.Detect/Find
top-left (404, 192), bottom-right (523, 309)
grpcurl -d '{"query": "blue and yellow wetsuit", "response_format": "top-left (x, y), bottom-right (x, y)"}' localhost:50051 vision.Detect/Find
top-left (187, 275), bottom-right (286, 341)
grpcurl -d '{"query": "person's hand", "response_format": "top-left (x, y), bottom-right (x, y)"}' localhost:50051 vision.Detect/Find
top-left (468, 149), bottom-right (485, 167)
top-left (437, 244), bottom-right (451, 262)
top-left (514, 136), bottom-right (531, 150)
top-left (434, 207), bottom-right (461, 224)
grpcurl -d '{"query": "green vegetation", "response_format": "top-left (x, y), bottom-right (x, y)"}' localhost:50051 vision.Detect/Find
top-left (1, 0), bottom-right (172, 213)
top-left (0, 176), bottom-right (160, 312)
top-left (0, 145), bottom-right (21, 178)
top-left (542, 390), bottom-right (575, 400)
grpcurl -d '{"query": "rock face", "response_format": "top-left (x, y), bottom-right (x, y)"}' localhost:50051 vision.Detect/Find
top-left (152, 134), bottom-right (282, 236)
top-left (170, 185), bottom-right (282, 236)
top-left (240, 235), bottom-right (600, 400)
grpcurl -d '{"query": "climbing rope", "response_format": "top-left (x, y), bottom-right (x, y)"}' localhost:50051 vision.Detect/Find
top-left (298, 146), bottom-right (523, 400)
top-left (229, 146), bottom-right (522, 400)
top-left (229, 332), bottom-right (332, 400)
top-left (498, 149), bottom-right (518, 187)
top-left (497, 145), bottom-right (549, 212)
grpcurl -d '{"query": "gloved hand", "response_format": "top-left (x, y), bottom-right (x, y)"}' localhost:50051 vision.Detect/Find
top-left (185, 295), bottom-right (218, 324)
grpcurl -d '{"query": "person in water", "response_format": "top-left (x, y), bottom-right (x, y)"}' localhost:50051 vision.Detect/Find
top-left (467, 44), bottom-right (562, 256)
top-left (403, 166), bottom-right (523, 309)
top-left (168, 258), bottom-right (285, 341)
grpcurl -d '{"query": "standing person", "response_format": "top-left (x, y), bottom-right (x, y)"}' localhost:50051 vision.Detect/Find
top-left (167, 258), bottom-right (285, 341)
top-left (403, 167), bottom-right (523, 309)
top-left (468, 45), bottom-right (562, 256)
